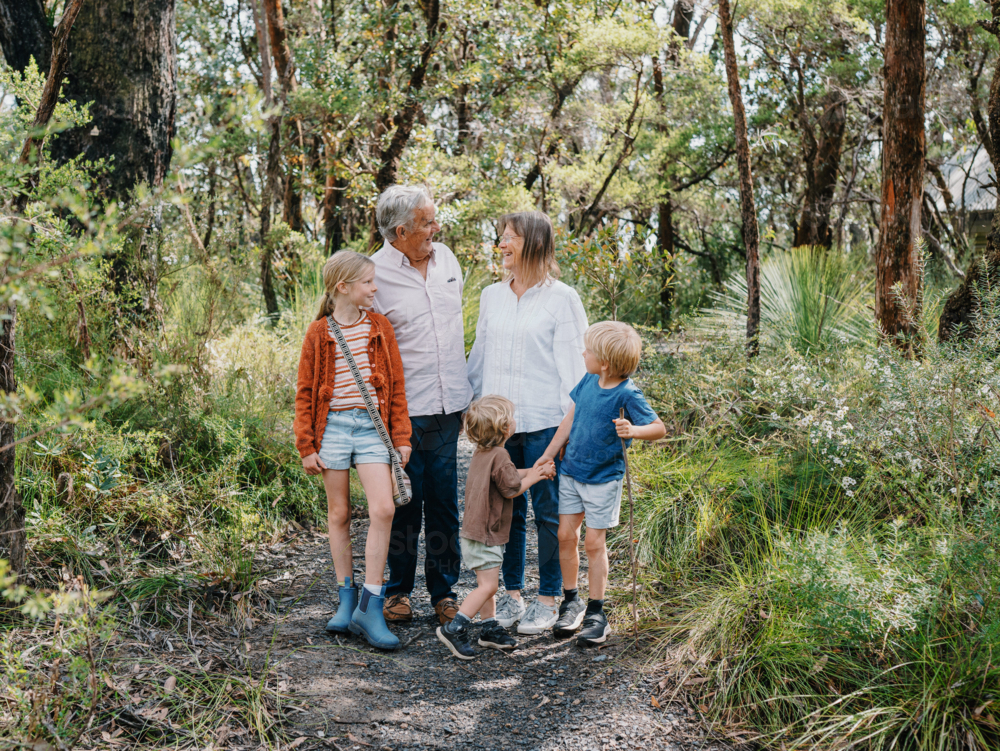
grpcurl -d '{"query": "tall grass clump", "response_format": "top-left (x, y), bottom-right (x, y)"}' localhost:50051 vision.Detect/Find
top-left (625, 272), bottom-right (1000, 749)
top-left (697, 244), bottom-right (873, 354)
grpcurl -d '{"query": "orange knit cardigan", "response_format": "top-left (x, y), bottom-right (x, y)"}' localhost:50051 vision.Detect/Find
top-left (294, 312), bottom-right (411, 459)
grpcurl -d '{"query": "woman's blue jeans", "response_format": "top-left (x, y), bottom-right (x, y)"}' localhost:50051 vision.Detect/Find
top-left (501, 427), bottom-right (562, 598)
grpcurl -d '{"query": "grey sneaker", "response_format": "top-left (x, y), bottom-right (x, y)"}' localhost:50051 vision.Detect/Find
top-left (495, 593), bottom-right (527, 628)
top-left (516, 599), bottom-right (559, 635)
top-left (553, 597), bottom-right (586, 638)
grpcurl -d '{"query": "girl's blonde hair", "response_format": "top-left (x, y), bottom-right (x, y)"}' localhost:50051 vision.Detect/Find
top-left (464, 395), bottom-right (516, 450)
top-left (315, 250), bottom-right (376, 321)
top-left (498, 211), bottom-right (559, 289)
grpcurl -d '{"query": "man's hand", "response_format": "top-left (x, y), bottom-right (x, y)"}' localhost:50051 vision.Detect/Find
top-left (612, 418), bottom-right (635, 438)
top-left (397, 446), bottom-right (412, 467)
top-left (302, 453), bottom-right (326, 475)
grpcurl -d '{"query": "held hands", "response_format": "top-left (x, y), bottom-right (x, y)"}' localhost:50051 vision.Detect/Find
top-left (302, 453), bottom-right (327, 475)
top-left (613, 418), bottom-right (635, 438)
top-left (533, 460), bottom-right (556, 481)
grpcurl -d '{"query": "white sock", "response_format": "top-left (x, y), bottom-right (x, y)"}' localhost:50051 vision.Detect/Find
top-left (363, 584), bottom-right (382, 596)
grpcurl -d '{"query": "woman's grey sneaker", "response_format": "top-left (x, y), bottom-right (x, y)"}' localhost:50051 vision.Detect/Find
top-left (495, 593), bottom-right (526, 628)
top-left (436, 623), bottom-right (477, 660)
top-left (478, 621), bottom-right (518, 650)
top-left (516, 600), bottom-right (559, 635)
top-left (553, 597), bottom-right (587, 638)
top-left (577, 611), bottom-right (610, 645)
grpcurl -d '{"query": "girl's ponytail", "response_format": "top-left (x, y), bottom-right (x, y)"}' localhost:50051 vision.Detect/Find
top-left (313, 251), bottom-right (375, 321)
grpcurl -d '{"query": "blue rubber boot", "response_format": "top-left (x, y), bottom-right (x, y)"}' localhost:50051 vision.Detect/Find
top-left (349, 585), bottom-right (400, 650)
top-left (325, 577), bottom-right (357, 634)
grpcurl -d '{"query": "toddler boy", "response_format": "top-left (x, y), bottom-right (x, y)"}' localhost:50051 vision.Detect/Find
top-left (437, 395), bottom-right (555, 659)
top-left (534, 321), bottom-right (665, 645)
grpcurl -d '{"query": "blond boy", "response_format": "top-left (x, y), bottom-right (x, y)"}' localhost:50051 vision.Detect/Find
top-left (533, 321), bottom-right (665, 645)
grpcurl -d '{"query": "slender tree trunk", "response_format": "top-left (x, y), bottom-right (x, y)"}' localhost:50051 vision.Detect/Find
top-left (0, 0), bottom-right (83, 577)
top-left (252, 0), bottom-right (280, 319)
top-left (940, 10), bottom-right (1000, 341)
top-left (262, 0), bottom-right (303, 235)
top-left (718, 0), bottom-right (761, 356)
top-left (794, 92), bottom-right (848, 248)
top-left (877, 0), bottom-right (925, 353)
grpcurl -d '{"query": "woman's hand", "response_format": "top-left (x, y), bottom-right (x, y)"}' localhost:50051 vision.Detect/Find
top-left (397, 446), bottom-right (412, 467)
top-left (612, 418), bottom-right (635, 438)
top-left (302, 453), bottom-right (326, 475)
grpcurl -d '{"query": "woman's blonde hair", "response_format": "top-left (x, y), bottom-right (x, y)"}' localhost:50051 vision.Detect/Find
top-left (585, 321), bottom-right (643, 377)
top-left (498, 211), bottom-right (559, 289)
top-left (315, 250), bottom-right (375, 321)
top-left (464, 395), bottom-right (516, 450)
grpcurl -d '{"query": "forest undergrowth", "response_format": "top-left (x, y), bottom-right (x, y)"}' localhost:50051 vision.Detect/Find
top-left (612, 277), bottom-right (1000, 749)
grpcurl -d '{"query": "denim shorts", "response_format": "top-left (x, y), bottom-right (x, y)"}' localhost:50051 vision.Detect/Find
top-left (558, 474), bottom-right (624, 529)
top-left (318, 408), bottom-right (391, 470)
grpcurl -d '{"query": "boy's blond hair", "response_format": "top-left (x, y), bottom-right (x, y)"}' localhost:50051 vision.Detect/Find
top-left (464, 395), bottom-right (515, 450)
top-left (586, 321), bottom-right (643, 377)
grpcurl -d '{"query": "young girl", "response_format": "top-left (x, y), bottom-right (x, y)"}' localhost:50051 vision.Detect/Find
top-left (293, 251), bottom-right (411, 650)
top-left (436, 396), bottom-right (555, 660)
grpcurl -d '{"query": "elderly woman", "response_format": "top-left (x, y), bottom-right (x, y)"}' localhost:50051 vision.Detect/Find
top-left (467, 211), bottom-right (588, 635)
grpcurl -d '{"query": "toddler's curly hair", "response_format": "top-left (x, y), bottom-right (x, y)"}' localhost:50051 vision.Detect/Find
top-left (464, 395), bottom-right (515, 450)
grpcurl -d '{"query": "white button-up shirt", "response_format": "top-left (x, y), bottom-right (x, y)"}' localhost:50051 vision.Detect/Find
top-left (371, 240), bottom-right (473, 417)
top-left (467, 278), bottom-right (588, 434)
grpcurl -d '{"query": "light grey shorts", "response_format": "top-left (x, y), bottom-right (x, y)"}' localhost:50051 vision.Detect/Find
top-left (558, 474), bottom-right (624, 529)
top-left (460, 538), bottom-right (505, 572)
top-left (318, 408), bottom-right (391, 470)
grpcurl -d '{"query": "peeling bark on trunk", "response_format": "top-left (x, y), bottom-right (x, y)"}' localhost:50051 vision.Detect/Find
top-left (0, 0), bottom-right (50, 73)
top-left (718, 0), bottom-right (761, 357)
top-left (794, 93), bottom-right (848, 248)
top-left (877, 0), bottom-right (925, 353)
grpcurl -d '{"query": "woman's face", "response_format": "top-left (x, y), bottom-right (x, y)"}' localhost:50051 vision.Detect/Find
top-left (338, 267), bottom-right (378, 309)
top-left (499, 226), bottom-right (523, 273)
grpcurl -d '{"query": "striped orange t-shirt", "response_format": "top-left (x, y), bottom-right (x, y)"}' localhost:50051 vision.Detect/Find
top-left (328, 311), bottom-right (379, 411)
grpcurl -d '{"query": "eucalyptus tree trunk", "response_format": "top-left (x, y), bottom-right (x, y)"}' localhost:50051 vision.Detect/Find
top-left (718, 0), bottom-right (761, 357)
top-left (940, 8), bottom-right (1000, 341)
top-left (794, 92), bottom-right (848, 248)
top-left (877, 0), bottom-right (925, 354)
top-left (0, 0), bottom-right (176, 329)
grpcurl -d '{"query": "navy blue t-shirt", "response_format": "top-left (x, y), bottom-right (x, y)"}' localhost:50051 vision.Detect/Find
top-left (560, 373), bottom-right (659, 484)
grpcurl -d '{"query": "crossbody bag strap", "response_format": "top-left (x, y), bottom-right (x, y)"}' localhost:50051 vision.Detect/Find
top-left (327, 315), bottom-right (409, 493)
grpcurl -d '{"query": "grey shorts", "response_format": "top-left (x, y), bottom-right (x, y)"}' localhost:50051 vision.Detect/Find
top-left (558, 474), bottom-right (624, 529)
top-left (460, 538), bottom-right (505, 572)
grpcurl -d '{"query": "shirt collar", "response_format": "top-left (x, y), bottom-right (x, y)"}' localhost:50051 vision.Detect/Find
top-left (384, 239), bottom-right (436, 269)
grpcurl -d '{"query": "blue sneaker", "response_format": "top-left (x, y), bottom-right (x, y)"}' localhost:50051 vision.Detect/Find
top-left (349, 585), bottom-right (400, 650)
top-left (325, 577), bottom-right (357, 634)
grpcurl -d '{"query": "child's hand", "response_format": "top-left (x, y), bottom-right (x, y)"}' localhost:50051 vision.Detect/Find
top-left (532, 454), bottom-right (555, 472)
top-left (536, 460), bottom-right (556, 480)
top-left (302, 453), bottom-right (327, 475)
top-left (612, 418), bottom-right (635, 438)
top-left (397, 446), bottom-right (412, 467)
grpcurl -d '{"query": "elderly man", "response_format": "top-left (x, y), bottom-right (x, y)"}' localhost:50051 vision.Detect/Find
top-left (371, 185), bottom-right (472, 625)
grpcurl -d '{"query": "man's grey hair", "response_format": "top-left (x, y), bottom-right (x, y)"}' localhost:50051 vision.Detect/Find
top-left (376, 185), bottom-right (433, 242)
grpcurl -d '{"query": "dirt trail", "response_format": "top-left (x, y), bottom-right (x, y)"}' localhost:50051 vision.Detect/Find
top-left (246, 438), bottom-right (722, 751)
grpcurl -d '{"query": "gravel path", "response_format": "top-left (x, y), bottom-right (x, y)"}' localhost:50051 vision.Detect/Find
top-left (247, 438), bottom-right (724, 751)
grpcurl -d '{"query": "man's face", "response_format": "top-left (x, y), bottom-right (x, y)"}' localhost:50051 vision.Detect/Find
top-left (393, 203), bottom-right (440, 263)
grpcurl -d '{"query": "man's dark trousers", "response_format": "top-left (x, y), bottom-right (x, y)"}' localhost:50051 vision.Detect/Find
top-left (385, 412), bottom-right (462, 605)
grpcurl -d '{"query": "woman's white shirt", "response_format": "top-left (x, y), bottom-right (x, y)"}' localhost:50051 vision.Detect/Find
top-left (467, 278), bottom-right (588, 434)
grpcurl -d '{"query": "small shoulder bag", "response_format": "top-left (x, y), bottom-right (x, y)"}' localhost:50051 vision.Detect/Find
top-left (327, 314), bottom-right (412, 507)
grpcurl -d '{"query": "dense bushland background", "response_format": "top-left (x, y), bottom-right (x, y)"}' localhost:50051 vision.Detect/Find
top-left (1, 0), bottom-right (999, 749)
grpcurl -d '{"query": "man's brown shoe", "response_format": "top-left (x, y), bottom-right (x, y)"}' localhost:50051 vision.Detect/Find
top-left (383, 593), bottom-right (413, 622)
top-left (435, 597), bottom-right (459, 625)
